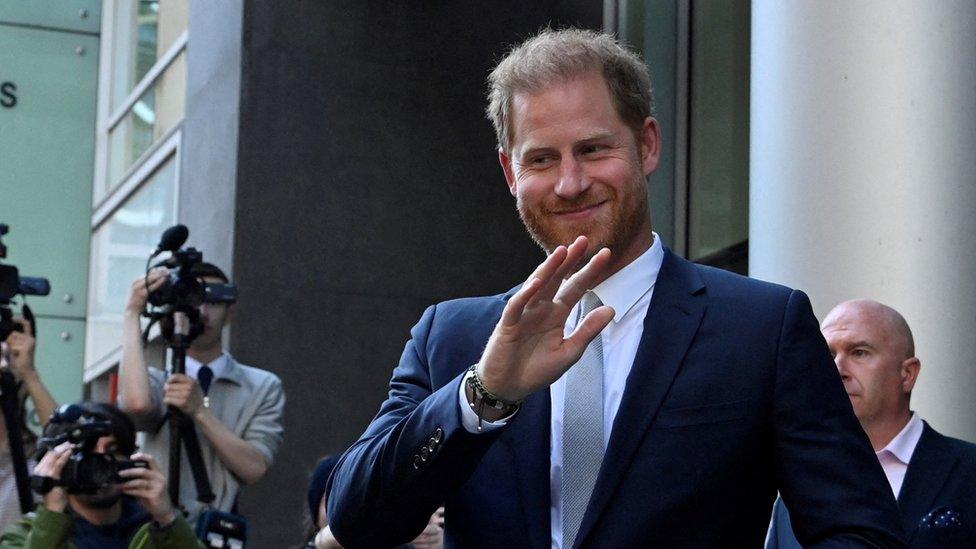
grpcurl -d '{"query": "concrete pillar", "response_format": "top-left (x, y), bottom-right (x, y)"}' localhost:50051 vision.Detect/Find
top-left (750, 1), bottom-right (976, 440)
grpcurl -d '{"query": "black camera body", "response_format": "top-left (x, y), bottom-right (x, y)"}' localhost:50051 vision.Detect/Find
top-left (34, 405), bottom-right (147, 495)
top-left (60, 453), bottom-right (148, 495)
top-left (148, 247), bottom-right (237, 312)
top-left (0, 224), bottom-right (50, 341)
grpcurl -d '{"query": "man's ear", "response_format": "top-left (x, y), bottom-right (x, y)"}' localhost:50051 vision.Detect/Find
top-left (638, 116), bottom-right (662, 176)
top-left (901, 356), bottom-right (921, 394)
top-left (498, 148), bottom-right (518, 197)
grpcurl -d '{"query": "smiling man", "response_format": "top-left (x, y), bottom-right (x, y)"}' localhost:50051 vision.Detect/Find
top-left (328, 28), bottom-right (904, 548)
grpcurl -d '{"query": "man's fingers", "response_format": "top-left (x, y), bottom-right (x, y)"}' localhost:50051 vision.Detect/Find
top-left (39, 443), bottom-right (74, 478)
top-left (166, 373), bottom-right (190, 384)
top-left (500, 277), bottom-right (543, 327)
top-left (522, 245), bottom-right (568, 289)
top-left (553, 247), bottom-right (612, 309)
top-left (563, 305), bottom-right (615, 359)
top-left (13, 318), bottom-right (32, 337)
top-left (132, 452), bottom-right (160, 472)
top-left (534, 236), bottom-right (590, 303)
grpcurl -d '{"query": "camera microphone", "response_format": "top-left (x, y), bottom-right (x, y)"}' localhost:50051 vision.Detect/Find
top-left (153, 224), bottom-right (189, 256)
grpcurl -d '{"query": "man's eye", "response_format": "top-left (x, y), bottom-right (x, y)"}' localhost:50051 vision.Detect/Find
top-left (581, 144), bottom-right (607, 155)
top-left (852, 349), bottom-right (868, 357)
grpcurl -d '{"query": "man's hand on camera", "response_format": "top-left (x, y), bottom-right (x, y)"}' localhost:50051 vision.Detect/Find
top-left (34, 442), bottom-right (73, 513)
top-left (5, 318), bottom-right (37, 382)
top-left (119, 453), bottom-right (176, 527)
top-left (163, 374), bottom-right (205, 417)
top-left (126, 269), bottom-right (169, 317)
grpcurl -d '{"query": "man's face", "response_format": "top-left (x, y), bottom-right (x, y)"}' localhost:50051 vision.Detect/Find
top-left (498, 70), bottom-right (661, 263)
top-left (72, 435), bottom-right (125, 509)
top-left (821, 303), bottom-right (914, 426)
top-left (192, 276), bottom-right (232, 349)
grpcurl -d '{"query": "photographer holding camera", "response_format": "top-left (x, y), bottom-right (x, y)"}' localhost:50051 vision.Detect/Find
top-left (0, 318), bottom-right (58, 533)
top-left (118, 262), bottom-right (284, 524)
top-left (0, 402), bottom-right (201, 548)
top-left (1, 317), bottom-right (58, 530)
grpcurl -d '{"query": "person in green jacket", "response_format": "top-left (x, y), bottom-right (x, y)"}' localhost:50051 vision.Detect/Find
top-left (0, 402), bottom-right (201, 548)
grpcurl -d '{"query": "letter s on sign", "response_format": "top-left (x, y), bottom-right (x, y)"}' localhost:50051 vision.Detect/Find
top-left (1, 82), bottom-right (17, 108)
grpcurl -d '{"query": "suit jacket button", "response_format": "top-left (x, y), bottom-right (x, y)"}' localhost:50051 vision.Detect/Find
top-left (413, 455), bottom-right (422, 470)
top-left (429, 437), bottom-right (438, 449)
top-left (420, 446), bottom-right (430, 461)
top-left (433, 427), bottom-right (443, 442)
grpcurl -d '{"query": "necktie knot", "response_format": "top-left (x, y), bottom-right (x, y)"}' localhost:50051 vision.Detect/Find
top-left (577, 291), bottom-right (603, 323)
top-left (198, 365), bottom-right (214, 395)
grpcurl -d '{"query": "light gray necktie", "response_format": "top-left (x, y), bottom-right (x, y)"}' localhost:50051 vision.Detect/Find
top-left (562, 291), bottom-right (605, 548)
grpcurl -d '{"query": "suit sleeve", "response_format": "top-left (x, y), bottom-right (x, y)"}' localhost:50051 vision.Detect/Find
top-left (773, 290), bottom-right (907, 548)
top-left (326, 304), bottom-right (506, 548)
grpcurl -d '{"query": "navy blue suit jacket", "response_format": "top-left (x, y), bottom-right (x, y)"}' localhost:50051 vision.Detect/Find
top-left (328, 250), bottom-right (905, 548)
top-left (769, 422), bottom-right (976, 548)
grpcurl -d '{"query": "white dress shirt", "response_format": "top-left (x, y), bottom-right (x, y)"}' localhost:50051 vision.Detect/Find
top-left (876, 412), bottom-right (924, 499)
top-left (185, 352), bottom-right (229, 383)
top-left (459, 233), bottom-right (665, 548)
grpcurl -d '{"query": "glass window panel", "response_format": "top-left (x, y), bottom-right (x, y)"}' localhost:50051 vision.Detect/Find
top-left (106, 51), bottom-right (185, 192)
top-left (110, 0), bottom-right (189, 112)
top-left (85, 157), bottom-right (177, 368)
top-left (687, 0), bottom-right (750, 261)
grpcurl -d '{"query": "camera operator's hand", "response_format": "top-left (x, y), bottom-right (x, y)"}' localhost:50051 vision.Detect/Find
top-left (163, 374), bottom-right (205, 417)
top-left (5, 318), bottom-right (36, 381)
top-left (126, 268), bottom-right (169, 316)
top-left (119, 453), bottom-right (176, 527)
top-left (34, 442), bottom-right (73, 513)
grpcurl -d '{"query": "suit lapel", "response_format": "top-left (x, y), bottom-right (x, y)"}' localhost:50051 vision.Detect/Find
top-left (575, 250), bottom-right (707, 546)
top-left (897, 422), bottom-right (958, 542)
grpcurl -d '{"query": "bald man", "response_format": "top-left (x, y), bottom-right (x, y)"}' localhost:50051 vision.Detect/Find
top-left (767, 300), bottom-right (976, 548)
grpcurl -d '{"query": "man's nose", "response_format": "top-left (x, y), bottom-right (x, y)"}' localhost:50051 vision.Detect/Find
top-left (834, 355), bottom-right (850, 379)
top-left (553, 156), bottom-right (589, 199)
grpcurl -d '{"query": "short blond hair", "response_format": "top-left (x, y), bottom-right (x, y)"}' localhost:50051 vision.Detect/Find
top-left (486, 28), bottom-right (655, 152)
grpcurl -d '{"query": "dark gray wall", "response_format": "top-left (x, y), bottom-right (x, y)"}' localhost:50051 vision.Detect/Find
top-left (230, 2), bottom-right (602, 545)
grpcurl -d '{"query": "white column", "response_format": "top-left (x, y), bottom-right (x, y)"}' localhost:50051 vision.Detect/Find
top-left (750, 1), bottom-right (976, 440)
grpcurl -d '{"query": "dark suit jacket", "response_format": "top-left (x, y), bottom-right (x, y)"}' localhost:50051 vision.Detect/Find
top-left (328, 249), bottom-right (905, 548)
top-left (770, 422), bottom-right (976, 548)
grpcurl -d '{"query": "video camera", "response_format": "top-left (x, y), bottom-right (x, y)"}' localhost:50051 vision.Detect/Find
top-left (0, 223), bottom-right (50, 341)
top-left (147, 224), bottom-right (237, 313)
top-left (32, 404), bottom-right (147, 495)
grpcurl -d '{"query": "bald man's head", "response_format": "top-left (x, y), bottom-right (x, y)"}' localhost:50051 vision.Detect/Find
top-left (821, 299), bottom-right (920, 436)
top-left (822, 300), bottom-right (915, 358)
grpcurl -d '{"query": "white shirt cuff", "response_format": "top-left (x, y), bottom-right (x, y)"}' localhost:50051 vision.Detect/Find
top-left (458, 369), bottom-right (513, 433)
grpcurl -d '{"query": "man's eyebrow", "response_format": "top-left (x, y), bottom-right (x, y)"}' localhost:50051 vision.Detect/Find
top-left (849, 340), bottom-right (876, 350)
top-left (576, 131), bottom-right (615, 143)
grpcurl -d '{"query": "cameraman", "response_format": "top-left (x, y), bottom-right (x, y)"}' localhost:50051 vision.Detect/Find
top-left (1, 318), bottom-right (58, 532)
top-left (118, 262), bottom-right (284, 523)
top-left (0, 402), bottom-right (201, 548)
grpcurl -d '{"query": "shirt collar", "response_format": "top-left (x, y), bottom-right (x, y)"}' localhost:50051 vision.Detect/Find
top-left (589, 232), bottom-right (664, 323)
top-left (185, 352), bottom-right (229, 381)
top-left (878, 412), bottom-right (924, 465)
